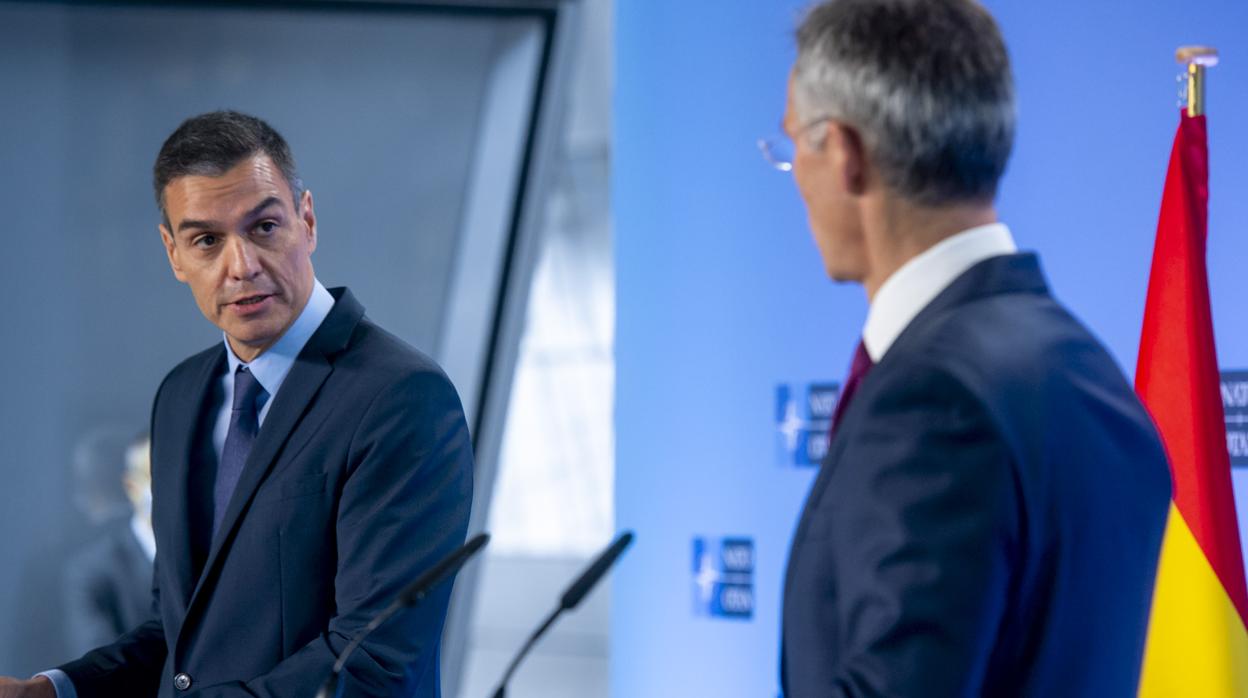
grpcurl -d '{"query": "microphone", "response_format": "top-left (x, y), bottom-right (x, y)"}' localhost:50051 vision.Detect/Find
top-left (490, 531), bottom-right (635, 698)
top-left (315, 533), bottom-right (490, 698)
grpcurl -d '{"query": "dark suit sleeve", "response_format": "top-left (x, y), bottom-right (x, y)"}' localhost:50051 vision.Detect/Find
top-left (822, 364), bottom-right (1021, 697)
top-left (190, 367), bottom-right (474, 698)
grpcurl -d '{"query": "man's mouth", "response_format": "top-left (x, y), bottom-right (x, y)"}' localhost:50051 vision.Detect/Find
top-left (229, 293), bottom-right (273, 307)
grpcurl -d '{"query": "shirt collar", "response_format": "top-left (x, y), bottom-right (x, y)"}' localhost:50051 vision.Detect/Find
top-left (862, 223), bottom-right (1017, 362)
top-left (224, 279), bottom-right (335, 397)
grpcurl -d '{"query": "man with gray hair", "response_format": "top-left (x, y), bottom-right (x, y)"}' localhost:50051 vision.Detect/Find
top-left (776, 1), bottom-right (1170, 695)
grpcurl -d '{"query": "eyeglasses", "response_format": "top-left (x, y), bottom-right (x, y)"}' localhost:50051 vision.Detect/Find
top-left (757, 117), bottom-right (831, 172)
top-left (757, 135), bottom-right (796, 172)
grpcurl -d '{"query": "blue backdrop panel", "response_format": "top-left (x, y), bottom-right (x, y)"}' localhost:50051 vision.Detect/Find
top-left (614, 1), bottom-right (1248, 697)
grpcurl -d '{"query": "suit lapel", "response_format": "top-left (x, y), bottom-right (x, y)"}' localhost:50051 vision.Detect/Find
top-left (158, 346), bottom-right (225, 612)
top-left (183, 288), bottom-right (365, 621)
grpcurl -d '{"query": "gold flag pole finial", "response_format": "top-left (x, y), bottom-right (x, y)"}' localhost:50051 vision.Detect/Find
top-left (1176, 46), bottom-right (1219, 117)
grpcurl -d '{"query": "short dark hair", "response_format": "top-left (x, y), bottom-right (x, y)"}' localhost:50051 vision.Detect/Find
top-left (153, 110), bottom-right (303, 223)
top-left (794, 0), bottom-right (1015, 205)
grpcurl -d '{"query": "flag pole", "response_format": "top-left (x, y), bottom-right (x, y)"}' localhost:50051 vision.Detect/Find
top-left (1176, 46), bottom-right (1219, 117)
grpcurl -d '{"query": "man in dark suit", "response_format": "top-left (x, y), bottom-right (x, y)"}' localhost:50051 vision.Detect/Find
top-left (0, 111), bottom-right (472, 697)
top-left (63, 435), bottom-right (156, 657)
top-left (774, 1), bottom-right (1171, 695)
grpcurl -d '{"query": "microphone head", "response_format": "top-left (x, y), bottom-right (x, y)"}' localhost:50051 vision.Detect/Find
top-left (560, 531), bottom-right (634, 610)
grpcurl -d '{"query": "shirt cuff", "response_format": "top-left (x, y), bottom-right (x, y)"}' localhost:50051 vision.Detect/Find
top-left (35, 669), bottom-right (77, 698)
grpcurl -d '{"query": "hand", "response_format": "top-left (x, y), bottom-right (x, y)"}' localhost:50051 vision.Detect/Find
top-left (0, 676), bottom-right (55, 698)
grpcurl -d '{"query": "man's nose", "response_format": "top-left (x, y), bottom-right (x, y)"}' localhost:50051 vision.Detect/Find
top-left (224, 236), bottom-right (262, 280)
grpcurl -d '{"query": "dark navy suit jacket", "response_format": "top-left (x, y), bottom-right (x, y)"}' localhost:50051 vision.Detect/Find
top-left (781, 254), bottom-right (1171, 697)
top-left (59, 288), bottom-right (473, 697)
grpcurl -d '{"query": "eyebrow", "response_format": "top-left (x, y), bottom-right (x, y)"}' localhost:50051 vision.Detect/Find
top-left (177, 196), bottom-right (284, 233)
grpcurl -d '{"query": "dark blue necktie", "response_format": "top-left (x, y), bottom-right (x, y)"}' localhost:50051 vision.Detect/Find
top-left (213, 366), bottom-right (266, 537)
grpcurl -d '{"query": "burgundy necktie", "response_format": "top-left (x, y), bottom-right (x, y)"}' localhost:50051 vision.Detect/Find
top-left (829, 340), bottom-right (874, 435)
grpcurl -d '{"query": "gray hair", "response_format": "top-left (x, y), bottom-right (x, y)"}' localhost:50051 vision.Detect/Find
top-left (793, 0), bottom-right (1015, 206)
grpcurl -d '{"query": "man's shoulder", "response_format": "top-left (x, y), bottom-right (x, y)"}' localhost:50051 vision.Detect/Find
top-left (895, 282), bottom-right (1110, 390)
top-left (340, 316), bottom-right (448, 381)
top-left (156, 343), bottom-right (224, 397)
top-left (331, 318), bottom-right (469, 453)
top-left (329, 317), bottom-right (464, 418)
top-left (859, 281), bottom-right (1139, 441)
top-left (872, 283), bottom-right (1158, 459)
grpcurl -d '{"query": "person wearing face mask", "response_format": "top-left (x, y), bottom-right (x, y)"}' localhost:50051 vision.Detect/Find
top-left (62, 435), bottom-right (156, 657)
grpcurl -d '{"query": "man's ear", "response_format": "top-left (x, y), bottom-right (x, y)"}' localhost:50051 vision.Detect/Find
top-left (159, 224), bottom-right (188, 283)
top-left (828, 122), bottom-right (869, 197)
top-left (299, 189), bottom-right (317, 254)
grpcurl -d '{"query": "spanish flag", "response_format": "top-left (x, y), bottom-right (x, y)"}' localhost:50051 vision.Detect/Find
top-left (1136, 108), bottom-right (1248, 696)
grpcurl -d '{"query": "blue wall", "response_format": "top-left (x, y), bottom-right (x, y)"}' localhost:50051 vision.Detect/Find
top-left (613, 1), bottom-right (1248, 696)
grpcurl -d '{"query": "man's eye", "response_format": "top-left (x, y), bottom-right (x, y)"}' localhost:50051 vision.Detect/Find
top-left (256, 221), bottom-right (278, 235)
top-left (194, 234), bottom-right (218, 249)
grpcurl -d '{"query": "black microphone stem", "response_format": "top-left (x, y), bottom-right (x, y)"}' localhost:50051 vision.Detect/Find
top-left (335, 599), bottom-right (404, 674)
top-left (490, 607), bottom-right (562, 698)
top-left (488, 531), bottom-right (634, 698)
top-left (315, 533), bottom-right (490, 698)
top-left (315, 599), bottom-right (404, 698)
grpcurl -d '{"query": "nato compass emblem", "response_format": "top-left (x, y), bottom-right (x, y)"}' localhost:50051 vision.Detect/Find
top-left (1224, 370), bottom-right (1248, 467)
top-left (692, 537), bottom-right (754, 620)
top-left (776, 382), bottom-right (840, 467)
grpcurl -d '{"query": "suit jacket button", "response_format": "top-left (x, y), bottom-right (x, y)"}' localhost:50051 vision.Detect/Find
top-left (174, 673), bottom-right (192, 691)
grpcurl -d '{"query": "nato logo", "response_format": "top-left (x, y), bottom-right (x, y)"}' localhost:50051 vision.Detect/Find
top-left (1224, 370), bottom-right (1248, 467)
top-left (776, 382), bottom-right (840, 467)
top-left (692, 537), bottom-right (754, 620)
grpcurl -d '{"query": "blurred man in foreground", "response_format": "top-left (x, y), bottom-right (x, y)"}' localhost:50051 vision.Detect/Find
top-left (1, 111), bottom-right (472, 697)
top-left (774, 1), bottom-right (1171, 695)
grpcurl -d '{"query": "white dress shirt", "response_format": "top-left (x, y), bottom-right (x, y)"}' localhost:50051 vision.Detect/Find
top-left (862, 223), bottom-right (1018, 362)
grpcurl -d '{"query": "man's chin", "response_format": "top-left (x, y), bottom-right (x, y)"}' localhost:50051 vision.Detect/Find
top-left (221, 324), bottom-right (280, 357)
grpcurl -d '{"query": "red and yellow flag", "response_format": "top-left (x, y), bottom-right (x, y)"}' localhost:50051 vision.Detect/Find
top-left (1137, 109), bottom-right (1248, 696)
